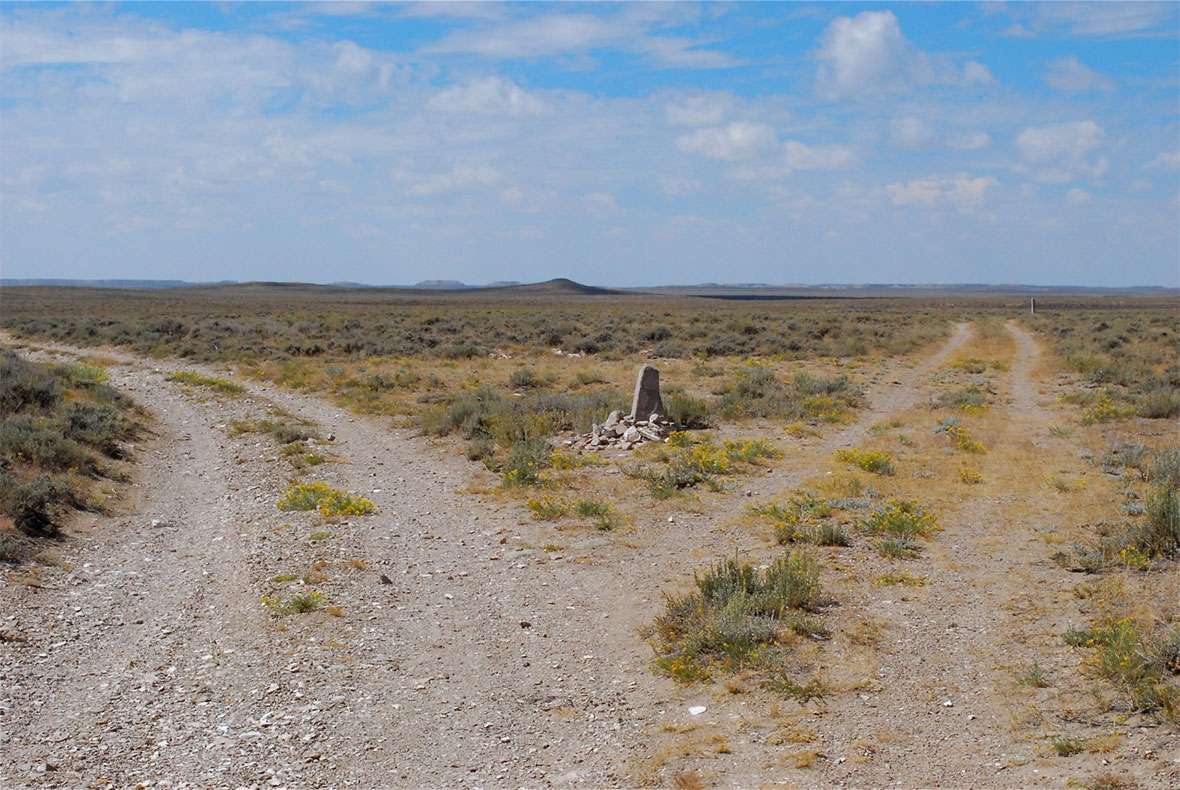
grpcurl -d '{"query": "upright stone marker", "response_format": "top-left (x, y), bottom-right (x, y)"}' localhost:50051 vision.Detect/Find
top-left (630, 364), bottom-right (664, 420)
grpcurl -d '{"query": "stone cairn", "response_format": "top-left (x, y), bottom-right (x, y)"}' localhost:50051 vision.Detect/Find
top-left (565, 364), bottom-right (671, 451)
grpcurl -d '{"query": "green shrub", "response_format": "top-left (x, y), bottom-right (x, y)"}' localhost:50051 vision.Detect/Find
top-left (1065, 618), bottom-right (1178, 720)
top-left (276, 481), bottom-right (375, 516)
top-left (1137, 388), bottom-right (1180, 419)
top-left (501, 439), bottom-right (550, 487)
top-left (1151, 449), bottom-right (1180, 488)
top-left (649, 551), bottom-right (827, 687)
top-left (834, 448), bottom-right (895, 475)
top-left (508, 368), bottom-right (541, 389)
top-left (662, 391), bottom-right (713, 428)
top-left (0, 474), bottom-right (65, 534)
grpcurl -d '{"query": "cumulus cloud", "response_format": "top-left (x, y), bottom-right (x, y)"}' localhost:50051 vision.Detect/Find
top-left (677, 122), bottom-right (777, 161)
top-left (428, 76), bottom-right (545, 116)
top-left (1017, 121), bottom-right (1104, 162)
top-left (1045, 57), bottom-right (1115, 92)
top-left (816, 11), bottom-right (918, 98)
top-left (815, 11), bottom-right (992, 99)
top-left (1016, 121), bottom-right (1107, 181)
top-left (887, 173), bottom-right (998, 208)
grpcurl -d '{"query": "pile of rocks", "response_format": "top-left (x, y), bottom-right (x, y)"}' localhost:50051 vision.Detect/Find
top-left (565, 410), bottom-right (669, 452)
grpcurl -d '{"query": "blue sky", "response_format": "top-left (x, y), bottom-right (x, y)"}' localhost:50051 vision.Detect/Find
top-left (1, 2), bottom-right (1177, 286)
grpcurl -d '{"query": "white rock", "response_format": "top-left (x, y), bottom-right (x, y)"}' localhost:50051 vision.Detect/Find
top-left (688, 705), bottom-right (706, 716)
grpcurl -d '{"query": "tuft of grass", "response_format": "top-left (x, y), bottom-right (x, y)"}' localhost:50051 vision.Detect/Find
top-left (861, 499), bottom-right (939, 541)
top-left (648, 552), bottom-right (826, 688)
top-left (166, 370), bottom-right (244, 394)
top-left (958, 465), bottom-right (983, 485)
top-left (1064, 618), bottom-right (1178, 721)
top-left (261, 589), bottom-right (325, 616)
top-left (1017, 663), bottom-right (1052, 688)
top-left (834, 448), bottom-right (894, 476)
top-left (1051, 736), bottom-right (1086, 757)
top-left (873, 570), bottom-right (927, 587)
top-left (876, 537), bottom-right (920, 560)
top-left (276, 481), bottom-right (375, 517)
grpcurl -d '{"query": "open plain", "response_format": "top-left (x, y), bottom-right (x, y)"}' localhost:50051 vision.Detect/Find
top-left (0, 284), bottom-right (1176, 788)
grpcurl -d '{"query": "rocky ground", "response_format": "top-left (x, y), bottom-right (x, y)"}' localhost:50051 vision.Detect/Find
top-left (1, 324), bottom-right (1175, 788)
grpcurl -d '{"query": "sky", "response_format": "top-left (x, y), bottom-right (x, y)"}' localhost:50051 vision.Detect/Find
top-left (1, 2), bottom-right (1178, 287)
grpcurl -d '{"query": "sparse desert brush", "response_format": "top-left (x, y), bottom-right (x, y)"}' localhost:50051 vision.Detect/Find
top-left (648, 552), bottom-right (827, 688)
top-left (873, 570), bottom-right (927, 587)
top-left (635, 438), bottom-right (777, 498)
top-left (1081, 394), bottom-right (1135, 425)
top-left (1150, 448), bottom-right (1180, 488)
top-left (958, 465), bottom-right (983, 484)
top-left (1051, 736), bottom-right (1086, 757)
top-left (1030, 305), bottom-right (1177, 424)
top-left (1017, 663), bottom-right (1052, 688)
top-left (166, 370), bottom-right (244, 394)
top-left (662, 390), bottom-right (713, 428)
top-left (718, 365), bottom-right (862, 422)
top-left (276, 481), bottom-right (375, 516)
top-left (936, 384), bottom-right (990, 412)
top-left (500, 438), bottom-right (550, 487)
top-left (0, 351), bottom-right (143, 538)
top-left (230, 417), bottom-right (320, 444)
top-left (262, 589), bottom-right (326, 616)
top-left (784, 421), bottom-right (819, 438)
top-left (934, 419), bottom-right (986, 453)
top-left (750, 492), bottom-right (851, 546)
top-left (861, 499), bottom-right (939, 542)
top-left (834, 448), bottom-right (895, 475)
top-left (527, 496), bottom-right (569, 520)
top-left (1064, 616), bottom-right (1179, 721)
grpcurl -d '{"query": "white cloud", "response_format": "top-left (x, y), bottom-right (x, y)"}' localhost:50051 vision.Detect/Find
top-left (677, 122), bottom-right (777, 161)
top-left (1016, 120), bottom-right (1104, 163)
top-left (887, 173), bottom-right (998, 208)
top-left (1066, 187), bottom-right (1092, 205)
top-left (665, 94), bottom-right (731, 127)
top-left (1031, 3), bottom-right (1174, 37)
top-left (1045, 57), bottom-right (1115, 92)
top-left (891, 116), bottom-right (934, 148)
top-left (397, 164), bottom-right (502, 196)
top-left (783, 140), bottom-right (856, 170)
top-left (1147, 150), bottom-right (1180, 171)
top-left (816, 11), bottom-right (918, 99)
top-left (815, 11), bottom-right (992, 99)
top-left (421, 10), bottom-right (734, 68)
top-left (661, 176), bottom-right (703, 196)
top-left (961, 61), bottom-right (994, 86)
top-left (947, 131), bottom-right (991, 150)
top-left (429, 77), bottom-right (545, 116)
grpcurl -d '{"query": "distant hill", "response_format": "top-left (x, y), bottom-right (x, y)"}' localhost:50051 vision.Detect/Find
top-left (486, 278), bottom-right (622, 295)
top-left (413, 280), bottom-right (470, 290)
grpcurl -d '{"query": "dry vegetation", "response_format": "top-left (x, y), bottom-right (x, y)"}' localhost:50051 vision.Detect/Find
top-left (0, 350), bottom-right (144, 560)
top-left (2, 284), bottom-right (1177, 784)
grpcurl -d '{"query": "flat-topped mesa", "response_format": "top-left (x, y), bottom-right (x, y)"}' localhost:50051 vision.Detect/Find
top-left (629, 364), bottom-right (664, 421)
